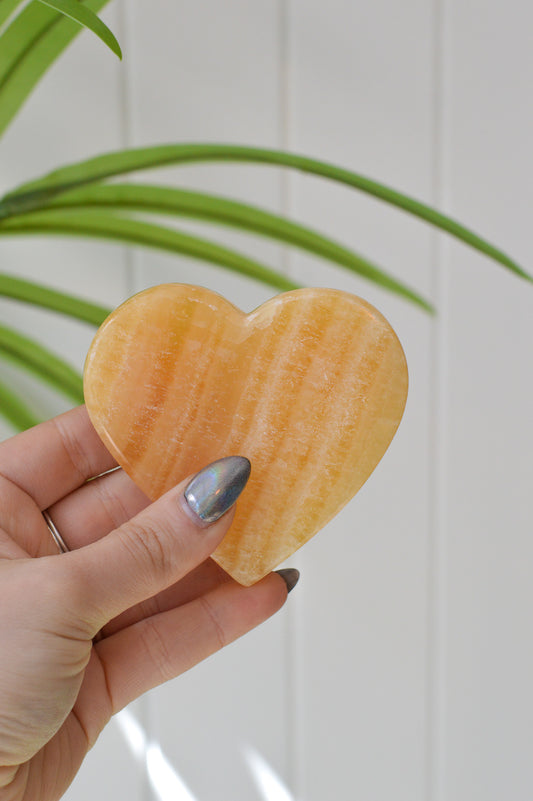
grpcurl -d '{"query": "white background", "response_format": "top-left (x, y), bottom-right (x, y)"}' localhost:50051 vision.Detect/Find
top-left (0, 1), bottom-right (532, 799)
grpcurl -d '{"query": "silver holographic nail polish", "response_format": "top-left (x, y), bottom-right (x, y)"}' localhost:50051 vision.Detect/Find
top-left (184, 456), bottom-right (251, 524)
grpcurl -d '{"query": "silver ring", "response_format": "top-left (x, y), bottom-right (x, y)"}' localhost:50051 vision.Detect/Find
top-left (42, 510), bottom-right (69, 554)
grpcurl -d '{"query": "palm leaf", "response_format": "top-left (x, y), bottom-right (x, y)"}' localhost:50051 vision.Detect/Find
top-left (37, 182), bottom-right (432, 310)
top-left (0, 321), bottom-right (84, 401)
top-left (0, 208), bottom-right (301, 292)
top-left (36, 0), bottom-right (121, 58)
top-left (0, 272), bottom-right (110, 324)
top-left (0, 0), bottom-right (111, 137)
top-left (0, 377), bottom-right (41, 430)
top-left (1, 143), bottom-right (529, 283)
top-left (0, 0), bottom-right (25, 28)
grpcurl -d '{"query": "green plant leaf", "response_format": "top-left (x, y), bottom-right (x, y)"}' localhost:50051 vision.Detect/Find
top-left (0, 321), bottom-right (84, 401)
top-left (41, 183), bottom-right (433, 311)
top-left (0, 376), bottom-right (41, 430)
top-left (0, 272), bottom-right (110, 324)
top-left (36, 0), bottom-right (121, 58)
top-left (0, 0), bottom-right (111, 137)
top-left (0, 0), bottom-right (25, 29)
top-left (2, 143), bottom-right (530, 284)
top-left (0, 208), bottom-right (301, 292)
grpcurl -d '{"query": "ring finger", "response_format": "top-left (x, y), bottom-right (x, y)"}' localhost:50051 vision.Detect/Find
top-left (42, 468), bottom-right (150, 555)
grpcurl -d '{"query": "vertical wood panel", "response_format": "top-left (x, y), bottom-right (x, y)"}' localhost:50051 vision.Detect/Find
top-left (441, 1), bottom-right (533, 798)
top-left (123, 2), bottom-right (293, 799)
top-left (287, 1), bottom-right (436, 798)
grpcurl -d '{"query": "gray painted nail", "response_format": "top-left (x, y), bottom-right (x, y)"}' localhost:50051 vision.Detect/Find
top-left (276, 568), bottom-right (300, 593)
top-left (184, 456), bottom-right (251, 524)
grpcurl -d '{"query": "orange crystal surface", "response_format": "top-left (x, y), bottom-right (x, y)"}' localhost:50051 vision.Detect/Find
top-left (83, 284), bottom-right (408, 585)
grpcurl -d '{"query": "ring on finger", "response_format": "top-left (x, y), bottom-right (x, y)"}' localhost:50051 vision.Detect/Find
top-left (42, 509), bottom-right (69, 554)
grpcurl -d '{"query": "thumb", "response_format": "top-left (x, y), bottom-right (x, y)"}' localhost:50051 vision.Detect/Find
top-left (65, 456), bottom-right (251, 631)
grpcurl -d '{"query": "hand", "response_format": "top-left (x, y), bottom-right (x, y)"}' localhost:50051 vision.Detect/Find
top-left (0, 406), bottom-right (296, 801)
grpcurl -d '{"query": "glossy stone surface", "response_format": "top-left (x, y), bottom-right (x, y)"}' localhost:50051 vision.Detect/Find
top-left (84, 284), bottom-right (408, 585)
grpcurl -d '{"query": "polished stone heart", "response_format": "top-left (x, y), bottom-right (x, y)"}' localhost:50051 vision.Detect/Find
top-left (84, 284), bottom-right (408, 585)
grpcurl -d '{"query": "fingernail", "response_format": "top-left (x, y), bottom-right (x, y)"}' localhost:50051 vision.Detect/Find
top-left (276, 568), bottom-right (300, 593)
top-left (184, 456), bottom-right (251, 524)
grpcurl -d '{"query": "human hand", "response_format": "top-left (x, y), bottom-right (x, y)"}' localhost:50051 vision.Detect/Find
top-left (0, 406), bottom-right (297, 801)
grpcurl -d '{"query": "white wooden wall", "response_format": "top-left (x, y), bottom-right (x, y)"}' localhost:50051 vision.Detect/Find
top-left (1, 1), bottom-right (532, 799)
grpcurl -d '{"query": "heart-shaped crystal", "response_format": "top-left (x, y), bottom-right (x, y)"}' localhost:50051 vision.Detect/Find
top-left (84, 284), bottom-right (408, 585)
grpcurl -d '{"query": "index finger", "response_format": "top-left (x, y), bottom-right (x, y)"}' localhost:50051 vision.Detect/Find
top-left (0, 405), bottom-right (116, 509)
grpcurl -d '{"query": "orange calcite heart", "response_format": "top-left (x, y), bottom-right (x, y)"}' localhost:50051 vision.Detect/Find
top-left (83, 284), bottom-right (408, 585)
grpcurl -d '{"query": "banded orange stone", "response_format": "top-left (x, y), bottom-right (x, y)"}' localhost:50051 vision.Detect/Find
top-left (83, 284), bottom-right (408, 585)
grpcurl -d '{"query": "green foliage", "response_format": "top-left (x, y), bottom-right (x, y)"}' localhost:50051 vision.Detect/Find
top-left (4, 143), bottom-right (528, 287)
top-left (0, 0), bottom-right (530, 431)
top-left (0, 0), bottom-right (111, 137)
top-left (35, 0), bottom-right (121, 58)
top-left (0, 209), bottom-right (301, 293)
top-left (0, 379), bottom-right (41, 430)
top-left (0, 321), bottom-right (84, 402)
top-left (0, 273), bottom-right (110, 324)
top-left (0, 0), bottom-right (26, 28)
top-left (0, 184), bottom-right (433, 310)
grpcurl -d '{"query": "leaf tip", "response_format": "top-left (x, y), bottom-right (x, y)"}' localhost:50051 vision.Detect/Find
top-left (112, 40), bottom-right (123, 61)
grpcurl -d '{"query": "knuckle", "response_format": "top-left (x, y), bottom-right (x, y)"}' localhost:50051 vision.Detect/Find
top-left (199, 594), bottom-right (227, 650)
top-left (93, 476), bottom-right (127, 531)
top-left (117, 515), bottom-right (175, 580)
top-left (139, 617), bottom-right (175, 684)
top-left (52, 416), bottom-right (92, 483)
